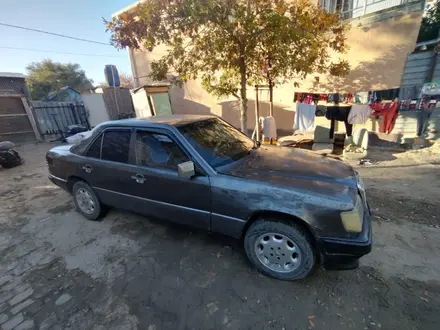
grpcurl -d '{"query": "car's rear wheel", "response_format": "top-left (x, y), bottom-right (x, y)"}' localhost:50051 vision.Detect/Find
top-left (72, 181), bottom-right (104, 220)
top-left (244, 219), bottom-right (315, 280)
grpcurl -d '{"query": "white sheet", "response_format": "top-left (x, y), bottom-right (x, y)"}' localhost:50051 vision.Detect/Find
top-left (348, 105), bottom-right (372, 124)
top-left (294, 103), bottom-right (316, 132)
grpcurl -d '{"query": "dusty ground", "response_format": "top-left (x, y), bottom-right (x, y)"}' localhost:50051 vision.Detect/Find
top-left (0, 142), bottom-right (439, 330)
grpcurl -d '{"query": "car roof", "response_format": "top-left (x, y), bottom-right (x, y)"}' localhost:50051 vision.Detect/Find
top-left (100, 114), bottom-right (216, 129)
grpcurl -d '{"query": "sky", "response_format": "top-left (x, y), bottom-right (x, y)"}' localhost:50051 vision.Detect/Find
top-left (0, 0), bottom-right (137, 85)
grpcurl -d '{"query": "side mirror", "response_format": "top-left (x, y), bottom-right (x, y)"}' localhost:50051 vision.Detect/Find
top-left (178, 161), bottom-right (195, 178)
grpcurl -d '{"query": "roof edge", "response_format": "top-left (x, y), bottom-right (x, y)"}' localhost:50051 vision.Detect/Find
top-left (112, 0), bottom-right (146, 18)
top-left (0, 72), bottom-right (27, 79)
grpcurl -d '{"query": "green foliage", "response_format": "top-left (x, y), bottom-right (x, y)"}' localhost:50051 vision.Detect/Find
top-left (26, 59), bottom-right (93, 100)
top-left (417, 1), bottom-right (440, 43)
top-left (106, 0), bottom-right (349, 131)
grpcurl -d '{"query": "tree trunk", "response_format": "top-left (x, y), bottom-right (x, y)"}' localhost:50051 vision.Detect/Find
top-left (239, 59), bottom-right (248, 134)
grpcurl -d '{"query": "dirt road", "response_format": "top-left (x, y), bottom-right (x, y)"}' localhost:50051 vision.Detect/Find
top-left (0, 143), bottom-right (439, 330)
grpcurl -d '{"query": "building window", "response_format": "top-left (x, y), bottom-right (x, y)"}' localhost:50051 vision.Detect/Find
top-left (321, 0), bottom-right (409, 20)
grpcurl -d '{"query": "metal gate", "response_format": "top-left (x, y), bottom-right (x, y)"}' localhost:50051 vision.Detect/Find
top-left (32, 101), bottom-right (90, 139)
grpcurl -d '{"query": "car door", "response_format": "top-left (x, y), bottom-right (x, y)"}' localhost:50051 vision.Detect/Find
top-left (125, 128), bottom-right (212, 230)
top-left (78, 127), bottom-right (137, 210)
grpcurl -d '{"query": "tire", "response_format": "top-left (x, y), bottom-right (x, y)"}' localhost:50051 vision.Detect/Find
top-left (72, 181), bottom-right (104, 221)
top-left (244, 219), bottom-right (316, 280)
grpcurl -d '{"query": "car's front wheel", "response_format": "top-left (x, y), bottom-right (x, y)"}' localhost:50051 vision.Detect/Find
top-left (72, 181), bottom-right (104, 221)
top-left (244, 219), bottom-right (316, 280)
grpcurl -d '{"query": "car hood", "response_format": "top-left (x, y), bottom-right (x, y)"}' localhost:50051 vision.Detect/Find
top-left (218, 146), bottom-right (357, 188)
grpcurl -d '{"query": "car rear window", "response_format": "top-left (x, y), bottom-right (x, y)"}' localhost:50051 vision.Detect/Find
top-left (85, 135), bottom-right (102, 158)
top-left (70, 125), bottom-right (102, 155)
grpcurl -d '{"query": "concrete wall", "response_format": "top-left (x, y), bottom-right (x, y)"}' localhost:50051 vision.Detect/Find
top-left (312, 1), bottom-right (424, 93)
top-left (81, 94), bottom-right (110, 128)
top-left (129, 1), bottom-right (424, 134)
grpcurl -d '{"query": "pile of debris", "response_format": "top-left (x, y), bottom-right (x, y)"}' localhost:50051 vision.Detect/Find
top-left (344, 144), bottom-right (366, 154)
top-left (406, 142), bottom-right (440, 164)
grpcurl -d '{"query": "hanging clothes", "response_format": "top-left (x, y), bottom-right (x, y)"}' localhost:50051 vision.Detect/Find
top-left (342, 92), bottom-right (354, 104)
top-left (302, 94), bottom-right (314, 104)
top-left (417, 108), bottom-right (434, 137)
top-left (400, 99), bottom-right (407, 110)
top-left (370, 102), bottom-right (399, 134)
top-left (408, 99), bottom-right (418, 109)
top-left (354, 92), bottom-right (369, 104)
top-left (319, 94), bottom-right (328, 102)
top-left (417, 96), bottom-right (440, 136)
top-left (294, 103), bottom-right (316, 132)
top-left (325, 105), bottom-right (353, 137)
top-left (327, 93), bottom-right (340, 104)
top-left (368, 91), bottom-right (377, 104)
top-left (294, 92), bottom-right (302, 102)
top-left (347, 105), bottom-right (373, 124)
top-left (369, 88), bottom-right (400, 102)
top-left (315, 105), bottom-right (327, 117)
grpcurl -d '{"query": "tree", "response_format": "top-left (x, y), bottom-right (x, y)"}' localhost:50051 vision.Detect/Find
top-left (119, 72), bottom-right (135, 88)
top-left (106, 0), bottom-right (349, 132)
top-left (98, 72), bottom-right (134, 88)
top-left (26, 59), bottom-right (93, 100)
top-left (417, 1), bottom-right (440, 43)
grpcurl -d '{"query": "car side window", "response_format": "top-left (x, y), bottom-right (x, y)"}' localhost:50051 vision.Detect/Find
top-left (135, 131), bottom-right (189, 170)
top-left (85, 134), bottom-right (102, 158)
top-left (101, 130), bottom-right (131, 163)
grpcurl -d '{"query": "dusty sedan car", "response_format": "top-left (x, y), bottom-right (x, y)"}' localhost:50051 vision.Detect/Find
top-left (47, 115), bottom-right (371, 280)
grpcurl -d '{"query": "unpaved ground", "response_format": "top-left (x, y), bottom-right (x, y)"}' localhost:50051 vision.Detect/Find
top-left (0, 143), bottom-right (439, 330)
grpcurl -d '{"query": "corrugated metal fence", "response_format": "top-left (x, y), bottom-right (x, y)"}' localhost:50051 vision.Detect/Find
top-left (31, 101), bottom-right (90, 139)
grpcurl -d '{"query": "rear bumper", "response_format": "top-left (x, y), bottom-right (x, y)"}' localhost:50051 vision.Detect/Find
top-left (48, 174), bottom-right (69, 192)
top-left (319, 204), bottom-right (372, 270)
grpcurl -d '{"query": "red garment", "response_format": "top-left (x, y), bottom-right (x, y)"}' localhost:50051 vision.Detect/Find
top-left (303, 94), bottom-right (313, 104)
top-left (369, 102), bottom-right (399, 134)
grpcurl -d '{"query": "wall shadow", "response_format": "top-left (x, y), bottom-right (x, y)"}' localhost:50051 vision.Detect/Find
top-left (218, 99), bottom-right (295, 135)
top-left (168, 84), bottom-right (212, 116)
top-left (167, 83), bottom-right (296, 135)
top-left (313, 43), bottom-right (411, 93)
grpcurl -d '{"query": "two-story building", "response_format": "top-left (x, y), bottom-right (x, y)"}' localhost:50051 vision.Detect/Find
top-left (114, 0), bottom-right (426, 134)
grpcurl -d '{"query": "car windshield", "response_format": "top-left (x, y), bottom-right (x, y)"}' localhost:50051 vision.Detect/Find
top-left (178, 118), bottom-right (255, 168)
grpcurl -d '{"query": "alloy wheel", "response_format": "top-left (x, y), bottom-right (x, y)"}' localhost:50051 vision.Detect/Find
top-left (254, 233), bottom-right (302, 273)
top-left (76, 188), bottom-right (95, 215)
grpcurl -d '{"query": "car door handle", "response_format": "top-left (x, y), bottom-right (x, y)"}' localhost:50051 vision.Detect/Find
top-left (82, 165), bottom-right (93, 173)
top-left (131, 174), bottom-right (146, 184)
